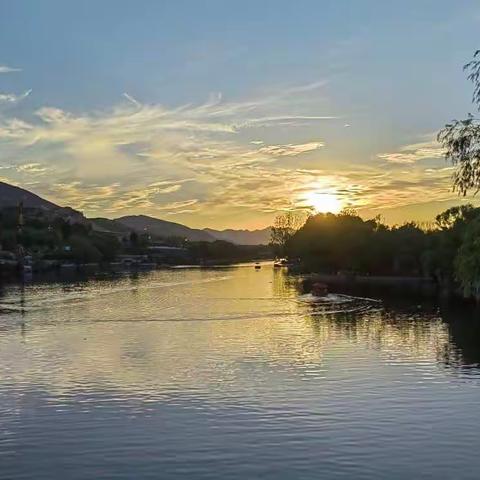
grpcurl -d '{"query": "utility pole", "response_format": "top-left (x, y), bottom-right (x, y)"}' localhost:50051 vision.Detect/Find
top-left (16, 201), bottom-right (25, 271)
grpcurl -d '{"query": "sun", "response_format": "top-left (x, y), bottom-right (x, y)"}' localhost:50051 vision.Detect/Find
top-left (305, 192), bottom-right (342, 213)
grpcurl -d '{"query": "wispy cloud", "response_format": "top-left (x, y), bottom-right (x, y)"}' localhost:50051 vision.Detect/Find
top-left (0, 89), bottom-right (32, 104)
top-left (0, 80), bottom-right (459, 227)
top-left (0, 65), bottom-right (21, 73)
top-left (0, 119), bottom-right (33, 138)
top-left (16, 163), bottom-right (48, 174)
top-left (255, 142), bottom-right (324, 157)
top-left (378, 140), bottom-right (445, 164)
top-left (122, 92), bottom-right (141, 108)
top-left (236, 115), bottom-right (338, 129)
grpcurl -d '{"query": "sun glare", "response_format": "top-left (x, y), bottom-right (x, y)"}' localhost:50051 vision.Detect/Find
top-left (305, 192), bottom-right (342, 214)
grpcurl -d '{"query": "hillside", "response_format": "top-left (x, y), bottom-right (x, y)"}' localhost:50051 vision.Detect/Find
top-left (116, 215), bottom-right (271, 244)
top-left (0, 181), bottom-right (63, 210)
top-left (0, 182), bottom-right (271, 245)
top-left (115, 215), bottom-right (216, 242)
top-left (204, 227), bottom-right (271, 245)
top-left (0, 181), bottom-right (85, 221)
top-left (90, 217), bottom-right (131, 235)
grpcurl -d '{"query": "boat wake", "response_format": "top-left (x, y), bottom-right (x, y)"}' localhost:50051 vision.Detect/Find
top-left (0, 275), bottom-right (233, 313)
top-left (298, 292), bottom-right (382, 314)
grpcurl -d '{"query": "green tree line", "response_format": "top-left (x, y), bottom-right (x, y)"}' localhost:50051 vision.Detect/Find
top-left (271, 205), bottom-right (480, 297)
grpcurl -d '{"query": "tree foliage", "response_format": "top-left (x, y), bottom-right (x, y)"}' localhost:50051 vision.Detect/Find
top-left (435, 205), bottom-right (477, 230)
top-left (286, 207), bottom-right (480, 298)
top-left (455, 217), bottom-right (480, 297)
top-left (438, 51), bottom-right (480, 195)
top-left (270, 211), bottom-right (309, 257)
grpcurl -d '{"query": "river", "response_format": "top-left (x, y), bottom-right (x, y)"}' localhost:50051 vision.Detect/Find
top-left (1, 264), bottom-right (480, 479)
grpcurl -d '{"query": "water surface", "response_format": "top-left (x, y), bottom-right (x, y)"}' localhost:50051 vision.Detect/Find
top-left (1, 265), bottom-right (480, 479)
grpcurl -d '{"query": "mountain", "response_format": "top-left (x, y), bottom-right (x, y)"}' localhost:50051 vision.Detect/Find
top-left (115, 215), bottom-right (216, 242)
top-left (116, 215), bottom-right (271, 245)
top-left (0, 181), bottom-right (270, 244)
top-left (90, 217), bottom-right (132, 236)
top-left (0, 181), bottom-right (85, 221)
top-left (204, 227), bottom-right (271, 245)
top-left (0, 181), bottom-right (61, 210)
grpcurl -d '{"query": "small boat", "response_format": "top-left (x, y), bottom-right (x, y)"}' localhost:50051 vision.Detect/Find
top-left (274, 258), bottom-right (290, 268)
top-left (254, 263), bottom-right (261, 270)
top-left (311, 282), bottom-right (328, 297)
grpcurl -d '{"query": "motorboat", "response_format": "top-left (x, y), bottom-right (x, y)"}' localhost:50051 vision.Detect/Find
top-left (311, 282), bottom-right (328, 297)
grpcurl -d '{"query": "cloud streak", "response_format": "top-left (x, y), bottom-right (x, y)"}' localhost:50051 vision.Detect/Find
top-left (0, 89), bottom-right (32, 104)
top-left (378, 140), bottom-right (445, 164)
top-left (255, 142), bottom-right (324, 157)
top-left (0, 80), bottom-right (461, 228)
top-left (0, 65), bottom-right (21, 73)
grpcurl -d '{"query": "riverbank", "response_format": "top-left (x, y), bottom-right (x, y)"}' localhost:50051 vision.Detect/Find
top-left (0, 259), bottom-right (273, 285)
top-left (300, 271), bottom-right (468, 302)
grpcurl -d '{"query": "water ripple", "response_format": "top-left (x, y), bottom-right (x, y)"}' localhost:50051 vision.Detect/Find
top-left (1, 265), bottom-right (480, 479)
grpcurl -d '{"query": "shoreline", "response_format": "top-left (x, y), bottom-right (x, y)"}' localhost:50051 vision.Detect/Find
top-left (300, 272), bottom-right (478, 304)
top-left (300, 271), bottom-right (471, 303)
top-left (0, 259), bottom-right (272, 285)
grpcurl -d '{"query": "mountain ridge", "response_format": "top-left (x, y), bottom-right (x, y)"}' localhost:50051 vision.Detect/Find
top-left (115, 215), bottom-right (216, 242)
top-left (204, 227), bottom-right (271, 245)
top-left (0, 181), bottom-right (271, 245)
top-left (0, 181), bottom-right (85, 222)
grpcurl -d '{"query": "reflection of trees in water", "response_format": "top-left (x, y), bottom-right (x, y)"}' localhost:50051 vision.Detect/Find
top-left (441, 305), bottom-right (480, 369)
top-left (271, 268), bottom-right (301, 298)
top-left (306, 305), bottom-right (462, 369)
top-left (2, 266), bottom-right (480, 403)
top-left (294, 267), bottom-right (480, 370)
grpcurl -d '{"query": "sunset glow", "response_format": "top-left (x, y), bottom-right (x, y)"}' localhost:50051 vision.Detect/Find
top-left (0, 1), bottom-right (478, 229)
top-left (305, 192), bottom-right (342, 214)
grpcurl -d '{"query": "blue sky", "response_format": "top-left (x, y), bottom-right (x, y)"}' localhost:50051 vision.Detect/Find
top-left (0, 0), bottom-right (479, 228)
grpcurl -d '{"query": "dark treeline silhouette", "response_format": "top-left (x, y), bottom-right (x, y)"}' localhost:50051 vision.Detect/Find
top-left (0, 206), bottom-right (119, 264)
top-left (271, 49), bottom-right (480, 300)
top-left (271, 205), bottom-right (480, 298)
top-left (0, 206), bottom-right (270, 271)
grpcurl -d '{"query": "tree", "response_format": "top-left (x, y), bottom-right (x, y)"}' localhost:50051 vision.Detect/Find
top-left (389, 223), bottom-right (426, 275)
top-left (289, 211), bottom-right (382, 274)
top-left (435, 205), bottom-right (477, 230)
top-left (91, 233), bottom-right (121, 262)
top-left (270, 211), bottom-right (309, 257)
top-left (438, 51), bottom-right (480, 195)
top-left (68, 235), bottom-right (102, 264)
top-left (129, 231), bottom-right (139, 246)
top-left (455, 217), bottom-right (480, 297)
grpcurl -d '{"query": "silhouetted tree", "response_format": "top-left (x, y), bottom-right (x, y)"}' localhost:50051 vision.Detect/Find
top-left (129, 231), bottom-right (139, 246)
top-left (435, 205), bottom-right (477, 229)
top-left (438, 51), bottom-right (480, 194)
top-left (91, 233), bottom-right (121, 262)
top-left (67, 235), bottom-right (102, 264)
top-left (270, 211), bottom-right (309, 257)
top-left (455, 217), bottom-right (480, 297)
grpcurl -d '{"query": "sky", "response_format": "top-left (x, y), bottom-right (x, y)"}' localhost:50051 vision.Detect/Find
top-left (0, 0), bottom-right (479, 229)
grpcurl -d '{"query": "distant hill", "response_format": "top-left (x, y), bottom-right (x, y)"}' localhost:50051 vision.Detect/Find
top-left (0, 181), bottom-right (85, 221)
top-left (0, 181), bottom-right (271, 244)
top-left (116, 215), bottom-right (271, 245)
top-left (115, 215), bottom-right (216, 242)
top-left (0, 181), bottom-right (61, 210)
top-left (204, 227), bottom-right (271, 245)
top-left (90, 217), bottom-right (131, 235)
